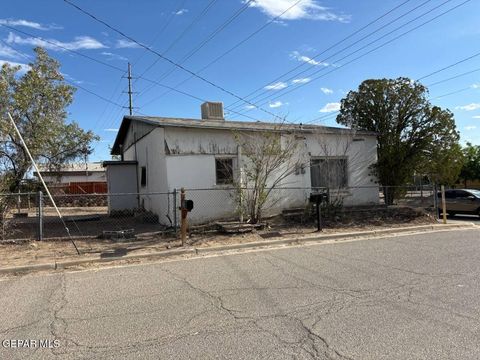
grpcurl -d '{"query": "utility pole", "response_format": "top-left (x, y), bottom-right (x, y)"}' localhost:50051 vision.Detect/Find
top-left (127, 62), bottom-right (133, 116)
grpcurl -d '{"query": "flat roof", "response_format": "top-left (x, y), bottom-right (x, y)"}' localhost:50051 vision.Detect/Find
top-left (102, 160), bottom-right (138, 167)
top-left (111, 115), bottom-right (376, 155)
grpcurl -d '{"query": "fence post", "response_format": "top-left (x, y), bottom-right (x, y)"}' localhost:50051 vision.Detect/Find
top-left (180, 188), bottom-right (187, 246)
top-left (173, 188), bottom-right (177, 233)
top-left (37, 190), bottom-right (43, 241)
top-left (433, 182), bottom-right (439, 220)
top-left (441, 185), bottom-right (447, 224)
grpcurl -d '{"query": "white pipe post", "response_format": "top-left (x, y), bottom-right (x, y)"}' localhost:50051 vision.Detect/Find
top-left (7, 112), bottom-right (80, 254)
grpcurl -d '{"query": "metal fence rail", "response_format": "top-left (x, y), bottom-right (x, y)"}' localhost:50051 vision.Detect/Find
top-left (0, 185), bottom-right (438, 242)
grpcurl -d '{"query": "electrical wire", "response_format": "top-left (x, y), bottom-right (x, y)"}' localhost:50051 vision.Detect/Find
top-left (140, 0), bottom-right (304, 109)
top-left (233, 0), bottom-right (458, 115)
top-left (61, 0), bottom-right (297, 122)
top-left (136, 0), bottom-right (253, 100)
top-left (227, 0), bottom-right (417, 110)
top-left (243, 0), bottom-right (471, 117)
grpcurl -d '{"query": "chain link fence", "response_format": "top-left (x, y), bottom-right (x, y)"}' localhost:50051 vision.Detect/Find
top-left (182, 185), bottom-right (438, 224)
top-left (0, 192), bottom-right (178, 242)
top-left (0, 185), bottom-right (439, 243)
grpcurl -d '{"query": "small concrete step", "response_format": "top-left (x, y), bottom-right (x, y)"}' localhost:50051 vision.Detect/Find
top-left (216, 222), bottom-right (264, 234)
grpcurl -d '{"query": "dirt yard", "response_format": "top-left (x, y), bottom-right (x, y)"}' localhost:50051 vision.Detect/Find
top-left (0, 206), bottom-right (436, 269)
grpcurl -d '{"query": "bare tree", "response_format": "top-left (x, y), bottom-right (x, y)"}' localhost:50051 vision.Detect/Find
top-left (310, 129), bottom-right (366, 209)
top-left (234, 125), bottom-right (304, 223)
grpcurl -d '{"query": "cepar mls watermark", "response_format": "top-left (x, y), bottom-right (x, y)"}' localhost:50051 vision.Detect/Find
top-left (2, 339), bottom-right (60, 349)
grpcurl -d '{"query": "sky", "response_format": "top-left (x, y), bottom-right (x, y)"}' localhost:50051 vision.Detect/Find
top-left (1, 0), bottom-right (480, 161)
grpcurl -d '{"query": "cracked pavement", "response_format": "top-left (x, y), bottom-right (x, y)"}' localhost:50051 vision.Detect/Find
top-left (1, 229), bottom-right (480, 359)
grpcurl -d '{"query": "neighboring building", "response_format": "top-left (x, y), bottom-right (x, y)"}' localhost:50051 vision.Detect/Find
top-left (34, 162), bottom-right (107, 194)
top-left (106, 102), bottom-right (379, 224)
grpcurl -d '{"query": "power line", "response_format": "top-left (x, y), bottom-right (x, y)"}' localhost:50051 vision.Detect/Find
top-left (226, 0), bottom-right (416, 110)
top-left (427, 66), bottom-right (480, 87)
top-left (62, 0), bottom-right (293, 122)
top-left (93, 78), bottom-right (126, 133)
top-left (418, 49), bottom-right (480, 81)
top-left (120, 0), bottom-right (189, 118)
top-left (133, 0), bottom-right (219, 85)
top-left (308, 51), bottom-right (480, 125)
top-left (232, 0), bottom-right (457, 114)
top-left (1, 37), bottom-right (134, 133)
top-left (0, 38), bottom-right (30, 61)
top-left (136, 0), bottom-right (254, 101)
top-left (0, 24), bottom-right (256, 122)
top-left (68, 80), bottom-right (129, 109)
top-left (430, 86), bottom-right (472, 100)
top-left (131, 0), bottom-right (188, 67)
top-left (0, 24), bottom-right (126, 72)
top-left (139, 0), bottom-right (304, 109)
top-left (303, 112), bottom-right (340, 125)
top-left (241, 0), bottom-right (470, 116)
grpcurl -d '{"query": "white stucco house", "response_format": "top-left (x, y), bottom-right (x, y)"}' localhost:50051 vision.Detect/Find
top-left (105, 102), bottom-right (379, 224)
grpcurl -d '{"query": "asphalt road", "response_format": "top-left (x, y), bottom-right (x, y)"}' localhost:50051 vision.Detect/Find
top-left (448, 214), bottom-right (480, 224)
top-left (1, 229), bottom-right (480, 359)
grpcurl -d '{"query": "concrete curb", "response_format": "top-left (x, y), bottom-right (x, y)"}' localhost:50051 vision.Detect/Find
top-left (195, 223), bottom-right (476, 253)
top-left (1, 223), bottom-right (476, 275)
top-left (54, 248), bottom-right (196, 270)
top-left (0, 263), bottom-right (55, 275)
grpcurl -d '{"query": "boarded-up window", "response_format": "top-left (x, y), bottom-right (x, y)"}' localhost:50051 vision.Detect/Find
top-left (140, 166), bottom-right (147, 187)
top-left (310, 158), bottom-right (347, 189)
top-left (215, 158), bottom-right (233, 185)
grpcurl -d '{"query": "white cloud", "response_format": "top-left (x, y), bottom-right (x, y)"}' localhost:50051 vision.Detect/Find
top-left (292, 77), bottom-right (311, 84)
top-left (0, 18), bottom-right (62, 31)
top-left (465, 125), bottom-right (477, 130)
top-left (0, 59), bottom-right (30, 73)
top-left (264, 81), bottom-right (288, 90)
top-left (115, 39), bottom-right (141, 49)
top-left (269, 101), bottom-right (283, 108)
top-left (472, 83), bottom-right (480, 89)
top-left (0, 43), bottom-right (28, 59)
top-left (320, 87), bottom-right (333, 94)
top-left (101, 52), bottom-right (128, 61)
top-left (246, 0), bottom-right (350, 22)
top-left (456, 103), bottom-right (480, 111)
top-left (62, 72), bottom-right (84, 85)
top-left (319, 102), bottom-right (340, 113)
top-left (104, 128), bottom-right (119, 132)
top-left (174, 9), bottom-right (189, 15)
top-left (245, 105), bottom-right (256, 109)
top-left (290, 51), bottom-right (329, 66)
top-left (473, 115), bottom-right (480, 119)
top-left (6, 32), bottom-right (106, 51)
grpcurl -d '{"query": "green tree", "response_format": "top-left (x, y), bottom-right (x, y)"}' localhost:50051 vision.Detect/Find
top-left (336, 77), bottom-right (461, 204)
top-left (459, 143), bottom-right (480, 187)
top-left (0, 47), bottom-right (98, 192)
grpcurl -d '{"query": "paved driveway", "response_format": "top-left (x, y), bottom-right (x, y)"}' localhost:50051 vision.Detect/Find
top-left (1, 229), bottom-right (480, 359)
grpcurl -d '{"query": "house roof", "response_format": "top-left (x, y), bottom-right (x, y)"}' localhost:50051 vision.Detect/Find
top-left (102, 160), bottom-right (138, 167)
top-left (35, 162), bottom-right (105, 174)
top-left (111, 115), bottom-right (376, 155)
